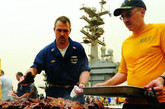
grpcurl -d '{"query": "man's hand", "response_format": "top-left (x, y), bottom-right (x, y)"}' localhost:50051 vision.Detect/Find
top-left (10, 92), bottom-right (17, 97)
top-left (73, 83), bottom-right (85, 95)
top-left (19, 72), bottom-right (35, 84)
top-left (70, 85), bottom-right (83, 98)
top-left (74, 84), bottom-right (84, 94)
top-left (79, 83), bottom-right (86, 88)
top-left (144, 77), bottom-right (164, 95)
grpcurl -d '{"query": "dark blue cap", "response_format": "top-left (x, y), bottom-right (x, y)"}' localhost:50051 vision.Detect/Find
top-left (114, 0), bottom-right (146, 16)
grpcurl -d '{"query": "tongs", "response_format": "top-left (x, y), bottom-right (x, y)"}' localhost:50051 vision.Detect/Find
top-left (144, 86), bottom-right (161, 109)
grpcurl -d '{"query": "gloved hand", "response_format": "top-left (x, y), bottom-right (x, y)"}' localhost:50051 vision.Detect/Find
top-left (74, 83), bottom-right (85, 94)
top-left (70, 85), bottom-right (84, 98)
top-left (19, 72), bottom-right (35, 84)
top-left (74, 86), bottom-right (84, 94)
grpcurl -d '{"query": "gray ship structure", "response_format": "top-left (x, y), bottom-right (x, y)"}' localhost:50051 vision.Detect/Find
top-left (80, 0), bottom-right (119, 86)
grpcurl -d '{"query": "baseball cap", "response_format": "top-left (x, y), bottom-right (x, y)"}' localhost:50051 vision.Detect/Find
top-left (114, 0), bottom-right (146, 16)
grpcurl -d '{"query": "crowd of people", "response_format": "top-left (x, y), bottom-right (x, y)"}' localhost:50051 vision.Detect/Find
top-left (0, 70), bottom-right (38, 101)
top-left (85, 96), bottom-right (125, 106)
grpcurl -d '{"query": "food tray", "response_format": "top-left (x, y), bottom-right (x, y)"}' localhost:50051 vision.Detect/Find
top-left (83, 86), bottom-right (151, 98)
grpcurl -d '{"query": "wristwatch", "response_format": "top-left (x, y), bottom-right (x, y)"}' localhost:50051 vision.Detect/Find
top-left (160, 76), bottom-right (165, 84)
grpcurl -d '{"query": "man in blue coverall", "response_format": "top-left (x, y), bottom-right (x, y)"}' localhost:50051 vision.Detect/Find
top-left (12, 72), bottom-right (31, 100)
top-left (22, 16), bottom-right (91, 104)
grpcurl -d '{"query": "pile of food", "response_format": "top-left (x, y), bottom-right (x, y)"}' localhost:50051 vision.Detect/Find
top-left (0, 97), bottom-right (108, 109)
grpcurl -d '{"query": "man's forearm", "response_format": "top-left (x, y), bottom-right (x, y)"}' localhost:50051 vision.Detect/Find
top-left (104, 72), bottom-right (127, 86)
top-left (28, 67), bottom-right (38, 76)
top-left (160, 72), bottom-right (165, 77)
top-left (79, 71), bottom-right (90, 85)
top-left (159, 72), bottom-right (165, 84)
top-left (19, 93), bottom-right (30, 99)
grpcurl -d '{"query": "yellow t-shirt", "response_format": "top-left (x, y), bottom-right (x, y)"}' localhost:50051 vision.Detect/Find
top-left (118, 23), bottom-right (165, 103)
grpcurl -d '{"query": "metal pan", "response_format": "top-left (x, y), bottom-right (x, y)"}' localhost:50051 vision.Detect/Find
top-left (83, 86), bottom-right (153, 98)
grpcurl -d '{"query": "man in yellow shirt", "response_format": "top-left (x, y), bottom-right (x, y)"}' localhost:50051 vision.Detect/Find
top-left (94, 0), bottom-right (165, 109)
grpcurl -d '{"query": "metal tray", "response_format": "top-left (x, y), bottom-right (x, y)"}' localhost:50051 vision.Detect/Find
top-left (83, 86), bottom-right (152, 98)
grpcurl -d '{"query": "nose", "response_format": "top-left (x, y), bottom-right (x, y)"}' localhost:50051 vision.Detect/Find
top-left (60, 31), bottom-right (65, 36)
top-left (123, 17), bottom-right (129, 23)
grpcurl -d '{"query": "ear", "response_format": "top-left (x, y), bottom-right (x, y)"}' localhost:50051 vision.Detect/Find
top-left (53, 28), bottom-right (56, 32)
top-left (141, 8), bottom-right (146, 17)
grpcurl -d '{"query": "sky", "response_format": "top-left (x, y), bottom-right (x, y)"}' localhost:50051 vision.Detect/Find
top-left (0, 0), bottom-right (165, 94)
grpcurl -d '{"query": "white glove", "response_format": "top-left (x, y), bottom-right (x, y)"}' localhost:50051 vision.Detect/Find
top-left (70, 85), bottom-right (83, 98)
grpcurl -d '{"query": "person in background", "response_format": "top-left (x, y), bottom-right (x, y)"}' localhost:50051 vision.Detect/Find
top-left (94, 0), bottom-right (165, 109)
top-left (21, 16), bottom-right (90, 104)
top-left (29, 83), bottom-right (38, 99)
top-left (0, 70), bottom-right (13, 100)
top-left (12, 72), bottom-right (31, 99)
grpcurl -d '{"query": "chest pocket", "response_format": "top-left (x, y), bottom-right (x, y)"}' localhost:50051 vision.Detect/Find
top-left (46, 55), bottom-right (58, 69)
top-left (50, 59), bottom-right (56, 64)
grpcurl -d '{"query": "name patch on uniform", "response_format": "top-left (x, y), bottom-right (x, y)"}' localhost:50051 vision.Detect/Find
top-left (70, 56), bottom-right (78, 64)
top-left (140, 36), bottom-right (152, 43)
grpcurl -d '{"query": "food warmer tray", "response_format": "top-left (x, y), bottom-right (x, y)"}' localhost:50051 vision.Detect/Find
top-left (83, 86), bottom-right (155, 98)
